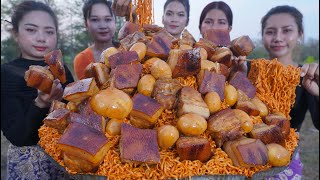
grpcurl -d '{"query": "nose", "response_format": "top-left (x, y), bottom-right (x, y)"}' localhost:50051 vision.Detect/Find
top-left (36, 31), bottom-right (46, 43)
top-left (273, 31), bottom-right (283, 42)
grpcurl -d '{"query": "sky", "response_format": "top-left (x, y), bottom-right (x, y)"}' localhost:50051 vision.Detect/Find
top-left (153, 0), bottom-right (319, 41)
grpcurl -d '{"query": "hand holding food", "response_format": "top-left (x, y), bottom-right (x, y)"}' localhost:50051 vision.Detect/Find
top-left (301, 63), bottom-right (319, 97)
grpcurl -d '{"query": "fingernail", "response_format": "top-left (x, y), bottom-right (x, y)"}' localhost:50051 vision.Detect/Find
top-left (300, 72), bottom-right (305, 77)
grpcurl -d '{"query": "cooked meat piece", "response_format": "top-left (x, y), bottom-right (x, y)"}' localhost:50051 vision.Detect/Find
top-left (120, 31), bottom-right (149, 51)
top-left (210, 62), bottom-right (230, 78)
top-left (146, 29), bottom-right (176, 59)
top-left (248, 123), bottom-right (285, 146)
top-left (24, 65), bottom-right (54, 94)
top-left (230, 35), bottom-right (255, 56)
top-left (44, 49), bottom-right (66, 83)
top-left (229, 71), bottom-right (256, 98)
top-left (49, 100), bottom-right (67, 113)
top-left (167, 48), bottom-right (201, 78)
top-left (198, 70), bottom-right (226, 100)
top-left (118, 21), bottom-right (140, 40)
top-left (207, 109), bottom-right (244, 148)
top-left (84, 62), bottom-right (110, 89)
top-left (108, 51), bottom-right (140, 69)
top-left (130, 93), bottom-right (164, 129)
top-left (194, 38), bottom-right (216, 58)
top-left (152, 79), bottom-right (182, 110)
top-left (223, 137), bottom-right (268, 167)
top-left (203, 29), bottom-right (231, 47)
top-left (210, 47), bottom-right (233, 68)
top-left (177, 86), bottom-right (210, 118)
top-left (180, 29), bottom-right (196, 47)
top-left (264, 113), bottom-right (290, 138)
top-left (63, 77), bottom-right (99, 103)
top-left (235, 100), bottom-right (260, 116)
top-left (57, 122), bottom-right (111, 173)
top-left (143, 24), bottom-right (163, 36)
top-left (120, 123), bottom-right (160, 164)
top-left (43, 108), bottom-right (70, 133)
top-left (109, 63), bottom-right (142, 91)
top-left (176, 136), bottom-right (212, 162)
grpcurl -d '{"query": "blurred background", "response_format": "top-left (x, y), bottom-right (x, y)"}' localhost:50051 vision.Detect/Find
top-left (1, 0), bottom-right (319, 179)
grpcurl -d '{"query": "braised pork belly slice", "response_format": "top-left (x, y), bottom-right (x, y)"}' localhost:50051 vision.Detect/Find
top-left (167, 48), bottom-right (201, 78)
top-left (108, 51), bottom-right (140, 69)
top-left (176, 136), bottom-right (212, 163)
top-left (70, 99), bottom-right (107, 133)
top-left (120, 123), bottom-right (160, 164)
top-left (248, 123), bottom-right (285, 146)
top-left (120, 31), bottom-right (149, 51)
top-left (180, 29), bottom-right (196, 47)
top-left (207, 109), bottom-right (244, 148)
top-left (49, 100), bottom-right (66, 113)
top-left (43, 108), bottom-right (70, 133)
top-left (146, 29), bottom-right (176, 59)
top-left (44, 49), bottom-right (66, 83)
top-left (24, 65), bottom-right (54, 94)
top-left (130, 93), bottom-right (164, 129)
top-left (223, 137), bottom-right (268, 167)
top-left (118, 21), bottom-right (140, 40)
top-left (142, 24), bottom-right (163, 37)
top-left (194, 38), bottom-right (216, 58)
top-left (198, 70), bottom-right (226, 100)
top-left (84, 62), bottom-right (110, 89)
top-left (210, 47), bottom-right (233, 68)
top-left (177, 86), bottom-right (210, 118)
top-left (229, 71), bottom-right (256, 99)
top-left (63, 77), bottom-right (99, 103)
top-left (203, 29), bottom-right (231, 47)
top-left (152, 79), bottom-right (182, 110)
top-left (109, 64), bottom-right (142, 92)
top-left (57, 122), bottom-right (110, 173)
top-left (264, 113), bottom-right (290, 138)
top-left (230, 35), bottom-right (255, 56)
top-left (235, 100), bottom-right (260, 116)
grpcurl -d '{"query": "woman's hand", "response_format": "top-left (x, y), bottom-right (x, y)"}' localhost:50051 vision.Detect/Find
top-left (230, 55), bottom-right (248, 75)
top-left (34, 79), bottom-right (64, 108)
top-left (301, 63), bottom-right (319, 97)
top-left (112, 0), bottom-right (132, 17)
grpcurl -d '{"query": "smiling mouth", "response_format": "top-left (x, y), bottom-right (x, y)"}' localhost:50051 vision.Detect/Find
top-left (34, 46), bottom-right (47, 51)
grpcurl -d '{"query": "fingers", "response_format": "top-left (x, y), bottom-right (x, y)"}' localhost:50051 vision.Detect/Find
top-left (301, 63), bottom-right (318, 80)
top-left (113, 0), bottom-right (131, 17)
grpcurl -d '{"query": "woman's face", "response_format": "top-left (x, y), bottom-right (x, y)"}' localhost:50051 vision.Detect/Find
top-left (162, 1), bottom-right (188, 38)
top-left (86, 3), bottom-right (116, 43)
top-left (200, 9), bottom-right (230, 36)
top-left (14, 11), bottom-right (57, 60)
top-left (262, 13), bottom-right (301, 59)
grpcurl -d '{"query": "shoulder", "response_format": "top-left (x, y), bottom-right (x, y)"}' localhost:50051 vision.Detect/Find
top-left (74, 48), bottom-right (93, 61)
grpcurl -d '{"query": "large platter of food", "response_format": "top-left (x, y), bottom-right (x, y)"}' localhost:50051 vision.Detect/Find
top-left (28, 18), bottom-right (301, 179)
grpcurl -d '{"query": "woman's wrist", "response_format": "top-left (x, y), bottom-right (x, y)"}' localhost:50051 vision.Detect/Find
top-left (34, 97), bottom-right (51, 108)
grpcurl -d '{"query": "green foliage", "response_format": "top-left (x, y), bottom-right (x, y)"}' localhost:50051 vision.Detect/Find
top-left (304, 56), bottom-right (315, 63)
top-left (1, 37), bottom-right (19, 64)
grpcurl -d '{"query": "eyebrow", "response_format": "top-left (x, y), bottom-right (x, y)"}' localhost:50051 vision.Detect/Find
top-left (166, 10), bottom-right (185, 14)
top-left (90, 15), bottom-right (113, 18)
top-left (24, 23), bottom-right (55, 30)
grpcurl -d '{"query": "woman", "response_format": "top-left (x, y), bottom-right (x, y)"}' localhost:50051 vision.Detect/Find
top-left (261, 5), bottom-right (319, 179)
top-left (162, 0), bottom-right (190, 39)
top-left (73, 0), bottom-right (118, 80)
top-left (1, 1), bottom-right (74, 179)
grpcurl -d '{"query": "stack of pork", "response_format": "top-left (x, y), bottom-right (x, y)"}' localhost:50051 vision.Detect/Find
top-left (26, 22), bottom-right (292, 173)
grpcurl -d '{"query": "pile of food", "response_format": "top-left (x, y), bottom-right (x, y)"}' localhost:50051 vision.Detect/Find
top-left (28, 21), bottom-right (302, 179)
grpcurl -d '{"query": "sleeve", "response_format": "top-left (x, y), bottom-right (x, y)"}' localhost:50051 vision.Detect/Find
top-left (74, 52), bottom-right (91, 80)
top-left (308, 95), bottom-right (319, 130)
top-left (63, 65), bottom-right (75, 87)
top-left (1, 66), bottom-right (49, 146)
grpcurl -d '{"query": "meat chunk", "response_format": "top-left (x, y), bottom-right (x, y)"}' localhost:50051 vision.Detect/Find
top-left (24, 65), bottom-right (54, 94)
top-left (194, 38), bottom-right (216, 58)
top-left (229, 71), bottom-right (256, 99)
top-left (248, 123), bottom-right (285, 146)
top-left (63, 78), bottom-right (99, 103)
top-left (230, 35), bottom-right (255, 56)
top-left (198, 70), bottom-right (226, 100)
top-left (207, 109), bottom-right (244, 148)
top-left (43, 108), bottom-right (70, 133)
top-left (57, 122), bottom-right (111, 173)
top-left (44, 49), bottom-right (66, 83)
top-left (108, 51), bottom-right (140, 69)
top-left (223, 137), bottom-right (268, 167)
top-left (118, 21), bottom-right (140, 40)
top-left (167, 48), bottom-right (201, 78)
top-left (264, 113), bottom-right (290, 138)
top-left (152, 79), bottom-right (182, 110)
top-left (235, 100), bottom-right (260, 116)
top-left (146, 29), bottom-right (175, 59)
top-left (120, 31), bottom-right (149, 51)
top-left (177, 86), bottom-right (210, 118)
top-left (49, 100), bottom-right (67, 113)
top-left (130, 93), bottom-right (164, 129)
top-left (210, 47), bottom-right (233, 68)
top-left (180, 29), bottom-right (196, 47)
top-left (176, 136), bottom-right (212, 162)
top-left (120, 123), bottom-right (160, 164)
top-left (84, 62), bottom-right (110, 89)
top-left (203, 29), bottom-right (231, 47)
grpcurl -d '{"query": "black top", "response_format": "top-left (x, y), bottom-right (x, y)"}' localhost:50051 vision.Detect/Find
top-left (248, 62), bottom-right (319, 131)
top-left (1, 57), bottom-right (74, 146)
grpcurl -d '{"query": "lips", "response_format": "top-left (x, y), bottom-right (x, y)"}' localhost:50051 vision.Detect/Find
top-left (169, 25), bottom-right (178, 29)
top-left (99, 32), bottom-right (109, 36)
top-left (34, 46), bottom-right (47, 52)
top-left (271, 46), bottom-right (285, 51)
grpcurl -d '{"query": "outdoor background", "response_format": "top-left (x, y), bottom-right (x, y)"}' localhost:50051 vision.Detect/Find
top-left (1, 0), bottom-right (319, 179)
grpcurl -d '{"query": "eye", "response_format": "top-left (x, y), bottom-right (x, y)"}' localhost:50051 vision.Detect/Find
top-left (165, 12), bottom-right (173, 16)
top-left (46, 30), bottom-right (55, 35)
top-left (90, 18), bottom-right (99, 22)
top-left (178, 13), bottom-right (185, 17)
top-left (283, 29), bottom-right (292, 33)
top-left (26, 28), bottom-right (36, 33)
top-left (265, 31), bottom-right (274, 35)
top-left (204, 20), bottom-right (212, 25)
top-left (105, 17), bottom-right (113, 22)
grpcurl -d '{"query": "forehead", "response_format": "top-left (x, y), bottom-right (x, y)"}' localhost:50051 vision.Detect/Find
top-left (205, 9), bottom-right (227, 20)
top-left (165, 1), bottom-right (186, 12)
top-left (90, 3), bottom-right (112, 16)
top-left (20, 10), bottom-right (56, 28)
top-left (265, 13), bottom-right (297, 28)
